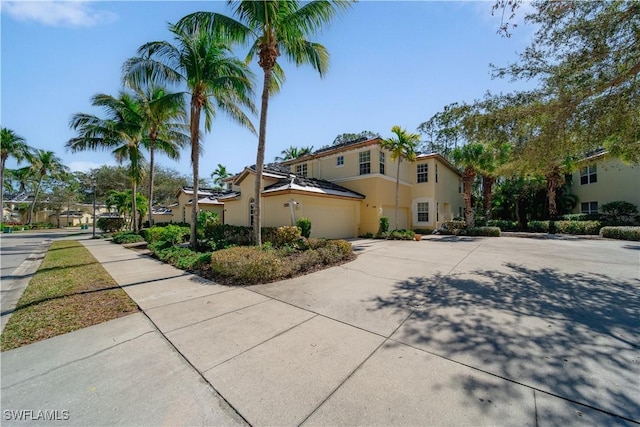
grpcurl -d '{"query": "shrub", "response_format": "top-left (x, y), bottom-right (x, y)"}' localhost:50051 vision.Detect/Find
top-left (273, 226), bottom-right (302, 247)
top-left (527, 220), bottom-right (549, 233)
top-left (97, 217), bottom-right (124, 233)
top-left (197, 211), bottom-right (220, 232)
top-left (112, 232), bottom-right (145, 244)
top-left (379, 216), bottom-right (389, 233)
top-left (316, 240), bottom-right (352, 264)
top-left (602, 201), bottom-right (639, 225)
top-left (140, 226), bottom-right (167, 244)
top-left (413, 228), bottom-right (434, 235)
top-left (148, 239), bottom-right (174, 253)
top-left (387, 229), bottom-right (416, 240)
top-left (464, 227), bottom-right (501, 237)
top-left (359, 232), bottom-right (375, 238)
top-left (487, 220), bottom-right (519, 231)
top-left (210, 246), bottom-right (293, 285)
top-left (155, 246), bottom-right (211, 270)
top-left (297, 217), bottom-right (312, 238)
top-left (559, 213), bottom-right (602, 222)
top-left (441, 220), bottom-right (467, 235)
top-left (600, 226), bottom-right (640, 241)
top-left (555, 220), bottom-right (601, 235)
top-left (203, 224), bottom-right (280, 247)
top-left (161, 224), bottom-right (190, 245)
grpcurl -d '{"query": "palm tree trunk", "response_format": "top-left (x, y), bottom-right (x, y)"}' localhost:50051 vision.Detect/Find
top-left (483, 175), bottom-right (496, 220)
top-left (131, 181), bottom-right (137, 232)
top-left (394, 159), bottom-right (401, 230)
top-left (189, 96), bottom-right (201, 248)
top-left (28, 176), bottom-right (43, 225)
top-left (0, 156), bottom-right (6, 219)
top-left (462, 168), bottom-right (475, 228)
top-left (148, 140), bottom-right (155, 228)
top-left (546, 167), bottom-right (562, 218)
top-left (254, 66), bottom-right (273, 246)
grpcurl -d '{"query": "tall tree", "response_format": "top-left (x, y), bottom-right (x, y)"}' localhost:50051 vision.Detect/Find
top-left (380, 125), bottom-right (419, 230)
top-left (494, 1), bottom-right (640, 163)
top-left (452, 143), bottom-right (487, 227)
top-left (417, 102), bottom-right (471, 160)
top-left (26, 150), bottom-right (68, 225)
top-left (275, 145), bottom-right (313, 161)
top-left (124, 84), bottom-right (189, 226)
top-left (211, 163), bottom-right (231, 189)
top-left (1, 128), bottom-right (32, 215)
top-left (332, 130), bottom-right (380, 145)
top-left (67, 92), bottom-right (147, 232)
top-left (124, 19), bottom-right (256, 247)
top-left (179, 0), bottom-right (353, 244)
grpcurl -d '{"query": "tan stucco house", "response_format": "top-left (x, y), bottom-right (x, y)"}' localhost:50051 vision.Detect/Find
top-left (569, 150), bottom-right (640, 214)
top-left (161, 187), bottom-right (226, 224)
top-left (220, 137), bottom-right (464, 238)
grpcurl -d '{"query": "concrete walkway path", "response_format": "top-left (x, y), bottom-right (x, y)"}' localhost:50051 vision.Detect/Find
top-left (2, 236), bottom-right (638, 426)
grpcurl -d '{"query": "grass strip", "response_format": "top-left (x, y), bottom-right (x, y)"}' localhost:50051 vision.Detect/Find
top-left (1, 240), bottom-right (139, 351)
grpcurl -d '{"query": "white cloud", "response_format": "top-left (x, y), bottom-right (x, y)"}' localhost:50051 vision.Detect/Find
top-left (68, 161), bottom-right (115, 172)
top-left (1, 1), bottom-right (117, 27)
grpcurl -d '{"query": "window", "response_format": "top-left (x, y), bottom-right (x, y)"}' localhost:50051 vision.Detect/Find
top-left (435, 164), bottom-right (438, 183)
top-left (580, 165), bottom-right (597, 185)
top-left (436, 202), bottom-right (439, 222)
top-left (581, 201), bottom-right (598, 214)
top-left (249, 198), bottom-right (255, 226)
top-left (379, 151), bottom-right (385, 175)
top-left (459, 206), bottom-right (463, 217)
top-left (417, 202), bottom-right (429, 222)
top-left (296, 163), bottom-right (307, 177)
top-left (458, 179), bottom-right (463, 193)
top-left (336, 155), bottom-right (344, 167)
top-left (417, 164), bottom-right (428, 183)
top-left (359, 150), bottom-right (371, 175)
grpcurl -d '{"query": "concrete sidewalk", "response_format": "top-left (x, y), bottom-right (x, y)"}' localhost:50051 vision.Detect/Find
top-left (2, 236), bottom-right (638, 426)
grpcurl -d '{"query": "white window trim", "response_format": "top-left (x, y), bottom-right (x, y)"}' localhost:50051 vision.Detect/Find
top-left (412, 197), bottom-right (434, 226)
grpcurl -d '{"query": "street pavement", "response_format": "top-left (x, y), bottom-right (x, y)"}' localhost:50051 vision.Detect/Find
top-left (1, 234), bottom-right (639, 426)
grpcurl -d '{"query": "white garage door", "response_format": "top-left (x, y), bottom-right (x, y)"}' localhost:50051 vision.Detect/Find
top-left (305, 204), bottom-right (356, 239)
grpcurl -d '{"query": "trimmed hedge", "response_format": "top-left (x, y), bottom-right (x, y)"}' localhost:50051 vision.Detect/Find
top-left (97, 217), bottom-right (124, 233)
top-left (465, 227), bottom-right (501, 237)
top-left (555, 220), bottom-right (601, 235)
top-left (209, 239), bottom-right (354, 285)
top-left (487, 220), bottom-right (519, 231)
top-left (600, 226), bottom-right (640, 241)
top-left (112, 232), bottom-right (145, 244)
top-left (155, 246), bottom-right (211, 270)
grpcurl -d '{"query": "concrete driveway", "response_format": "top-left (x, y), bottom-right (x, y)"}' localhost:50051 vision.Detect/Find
top-left (2, 235), bottom-right (638, 426)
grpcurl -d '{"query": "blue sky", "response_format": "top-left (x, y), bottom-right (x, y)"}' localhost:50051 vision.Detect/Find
top-left (1, 1), bottom-right (535, 180)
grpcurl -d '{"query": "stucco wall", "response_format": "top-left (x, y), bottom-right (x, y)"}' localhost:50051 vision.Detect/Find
top-left (570, 156), bottom-right (640, 213)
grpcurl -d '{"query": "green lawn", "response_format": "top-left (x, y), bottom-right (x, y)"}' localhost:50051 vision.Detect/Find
top-left (1, 240), bottom-right (139, 351)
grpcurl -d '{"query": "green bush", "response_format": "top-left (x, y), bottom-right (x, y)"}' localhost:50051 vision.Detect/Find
top-left (387, 229), bottom-right (416, 240)
top-left (112, 232), bottom-right (145, 244)
top-left (600, 226), bottom-right (640, 241)
top-left (555, 220), bottom-right (601, 235)
top-left (97, 217), bottom-right (124, 233)
top-left (359, 232), bottom-right (375, 238)
top-left (559, 213), bottom-right (602, 222)
top-left (602, 201), bottom-right (639, 225)
top-left (441, 220), bottom-right (467, 235)
top-left (210, 246), bottom-right (293, 285)
top-left (161, 224), bottom-right (190, 245)
top-left (155, 246), bottom-right (211, 270)
top-left (140, 226), bottom-right (167, 244)
top-left (464, 227), bottom-right (501, 237)
top-left (379, 216), bottom-right (389, 233)
top-left (208, 239), bottom-right (354, 285)
top-left (148, 239), bottom-right (173, 253)
top-left (527, 220), bottom-right (549, 233)
top-left (273, 226), bottom-right (302, 247)
top-left (413, 228), bottom-right (434, 235)
top-left (297, 217), bottom-right (312, 238)
top-left (203, 224), bottom-right (280, 247)
top-left (487, 220), bottom-right (519, 231)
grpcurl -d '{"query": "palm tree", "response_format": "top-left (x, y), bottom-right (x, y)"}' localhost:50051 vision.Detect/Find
top-left (27, 150), bottom-right (68, 225)
top-left (125, 84), bottom-right (189, 227)
top-left (479, 141), bottom-right (510, 220)
top-left (452, 142), bottom-right (487, 228)
top-left (380, 126), bottom-right (419, 230)
top-left (123, 19), bottom-right (256, 248)
top-left (67, 92), bottom-right (147, 232)
top-left (1, 128), bottom-right (32, 216)
top-left (178, 1), bottom-right (353, 244)
top-left (211, 163), bottom-right (231, 189)
top-left (275, 145), bottom-right (314, 161)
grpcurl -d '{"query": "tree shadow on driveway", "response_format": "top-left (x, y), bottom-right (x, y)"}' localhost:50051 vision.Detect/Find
top-left (372, 264), bottom-right (640, 423)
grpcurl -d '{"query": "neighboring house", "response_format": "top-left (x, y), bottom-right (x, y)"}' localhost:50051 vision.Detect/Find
top-left (569, 150), bottom-right (640, 214)
top-left (222, 137), bottom-right (464, 238)
top-left (171, 187), bottom-right (228, 224)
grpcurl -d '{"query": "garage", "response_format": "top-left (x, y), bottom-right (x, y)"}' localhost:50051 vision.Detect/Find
top-left (303, 203), bottom-right (358, 239)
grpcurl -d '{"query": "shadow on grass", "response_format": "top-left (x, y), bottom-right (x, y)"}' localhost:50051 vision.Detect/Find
top-left (372, 264), bottom-right (640, 424)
